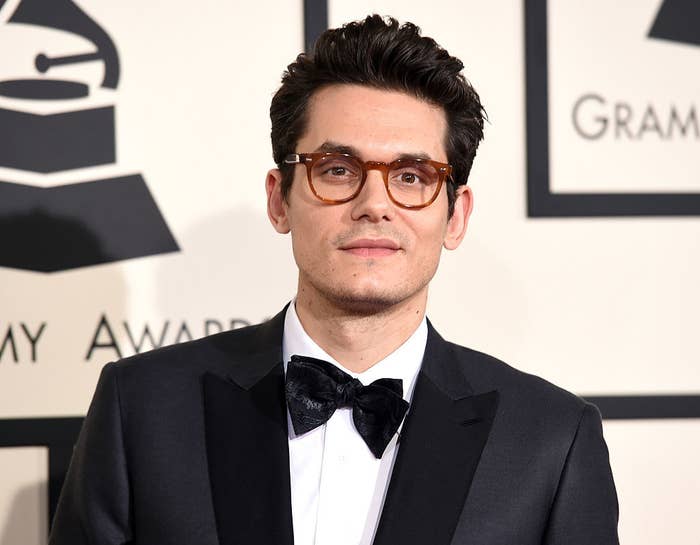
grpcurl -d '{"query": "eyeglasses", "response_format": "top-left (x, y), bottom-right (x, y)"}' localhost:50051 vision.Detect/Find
top-left (283, 152), bottom-right (453, 209)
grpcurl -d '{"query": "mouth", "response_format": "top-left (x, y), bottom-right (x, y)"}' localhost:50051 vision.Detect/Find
top-left (340, 238), bottom-right (401, 258)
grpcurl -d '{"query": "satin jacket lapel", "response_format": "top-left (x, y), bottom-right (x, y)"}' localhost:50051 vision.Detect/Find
top-left (202, 309), bottom-right (293, 545)
top-left (373, 322), bottom-right (499, 545)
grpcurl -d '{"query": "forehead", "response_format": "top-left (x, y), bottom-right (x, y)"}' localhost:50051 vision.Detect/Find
top-left (300, 84), bottom-right (448, 162)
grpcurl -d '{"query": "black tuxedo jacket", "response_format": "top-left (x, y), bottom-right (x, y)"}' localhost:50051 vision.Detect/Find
top-left (49, 308), bottom-right (618, 545)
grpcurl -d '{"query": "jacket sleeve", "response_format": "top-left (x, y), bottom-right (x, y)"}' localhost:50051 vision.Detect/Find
top-left (49, 362), bottom-right (133, 545)
top-left (543, 402), bottom-right (619, 545)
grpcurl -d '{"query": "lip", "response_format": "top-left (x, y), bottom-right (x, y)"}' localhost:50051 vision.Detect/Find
top-left (340, 238), bottom-right (401, 257)
top-left (341, 238), bottom-right (401, 250)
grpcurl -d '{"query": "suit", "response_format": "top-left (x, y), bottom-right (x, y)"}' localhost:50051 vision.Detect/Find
top-left (49, 307), bottom-right (619, 545)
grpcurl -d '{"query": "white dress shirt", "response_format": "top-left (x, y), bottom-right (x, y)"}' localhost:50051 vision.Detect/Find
top-left (282, 303), bottom-right (427, 545)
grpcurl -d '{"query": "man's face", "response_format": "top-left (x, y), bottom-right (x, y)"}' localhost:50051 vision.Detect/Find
top-left (266, 84), bottom-right (472, 314)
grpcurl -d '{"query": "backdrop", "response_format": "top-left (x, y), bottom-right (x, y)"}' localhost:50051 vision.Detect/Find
top-left (1, 1), bottom-right (698, 543)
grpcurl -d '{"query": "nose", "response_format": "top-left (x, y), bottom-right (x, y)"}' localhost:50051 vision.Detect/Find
top-left (349, 169), bottom-right (395, 222)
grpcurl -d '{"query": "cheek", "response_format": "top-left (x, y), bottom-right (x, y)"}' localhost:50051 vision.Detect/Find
top-left (288, 211), bottom-right (331, 267)
top-left (408, 215), bottom-right (448, 255)
top-left (290, 220), bottom-right (317, 257)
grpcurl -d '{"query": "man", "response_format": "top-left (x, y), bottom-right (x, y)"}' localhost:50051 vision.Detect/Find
top-left (49, 15), bottom-right (619, 545)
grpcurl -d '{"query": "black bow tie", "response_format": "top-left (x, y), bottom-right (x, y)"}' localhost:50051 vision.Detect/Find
top-left (285, 354), bottom-right (410, 458)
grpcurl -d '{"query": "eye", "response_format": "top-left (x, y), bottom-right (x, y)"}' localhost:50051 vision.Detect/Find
top-left (399, 172), bottom-right (420, 184)
top-left (313, 156), bottom-right (361, 181)
top-left (392, 164), bottom-right (434, 186)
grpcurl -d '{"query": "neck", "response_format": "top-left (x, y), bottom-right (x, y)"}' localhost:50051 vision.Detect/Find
top-left (294, 285), bottom-right (427, 373)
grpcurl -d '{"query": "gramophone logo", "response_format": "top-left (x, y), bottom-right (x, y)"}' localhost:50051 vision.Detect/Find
top-left (0, 0), bottom-right (178, 272)
top-left (525, 0), bottom-right (700, 217)
top-left (648, 0), bottom-right (700, 46)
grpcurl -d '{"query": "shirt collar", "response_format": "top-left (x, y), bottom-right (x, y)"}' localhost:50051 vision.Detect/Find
top-left (282, 301), bottom-right (427, 404)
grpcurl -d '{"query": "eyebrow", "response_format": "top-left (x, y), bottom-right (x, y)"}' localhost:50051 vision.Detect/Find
top-left (313, 141), bottom-right (433, 161)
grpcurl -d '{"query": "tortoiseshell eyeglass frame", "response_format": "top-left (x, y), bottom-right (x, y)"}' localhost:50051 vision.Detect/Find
top-left (283, 152), bottom-right (453, 210)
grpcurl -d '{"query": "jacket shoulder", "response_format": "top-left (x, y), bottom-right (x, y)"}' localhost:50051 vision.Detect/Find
top-left (444, 340), bottom-right (592, 426)
top-left (105, 312), bottom-right (284, 391)
top-left (113, 321), bottom-right (264, 367)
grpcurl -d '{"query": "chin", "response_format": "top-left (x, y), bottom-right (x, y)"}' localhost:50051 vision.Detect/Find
top-left (333, 294), bottom-right (399, 315)
top-left (322, 283), bottom-right (418, 316)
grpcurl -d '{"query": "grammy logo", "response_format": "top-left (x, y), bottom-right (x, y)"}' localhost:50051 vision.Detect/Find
top-left (0, 0), bottom-right (178, 272)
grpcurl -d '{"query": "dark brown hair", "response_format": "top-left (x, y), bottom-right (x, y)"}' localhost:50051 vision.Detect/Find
top-left (270, 15), bottom-right (486, 216)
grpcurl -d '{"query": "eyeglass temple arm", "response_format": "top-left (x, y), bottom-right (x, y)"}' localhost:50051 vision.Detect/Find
top-left (283, 154), bottom-right (308, 164)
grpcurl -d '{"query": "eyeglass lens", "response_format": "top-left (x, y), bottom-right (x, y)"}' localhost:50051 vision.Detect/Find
top-left (310, 155), bottom-right (440, 206)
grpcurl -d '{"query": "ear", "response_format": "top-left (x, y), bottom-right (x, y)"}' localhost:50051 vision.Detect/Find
top-left (443, 185), bottom-right (473, 250)
top-left (266, 169), bottom-right (290, 234)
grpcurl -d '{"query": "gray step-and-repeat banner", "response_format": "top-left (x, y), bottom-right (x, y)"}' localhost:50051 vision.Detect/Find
top-left (1, 1), bottom-right (698, 543)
